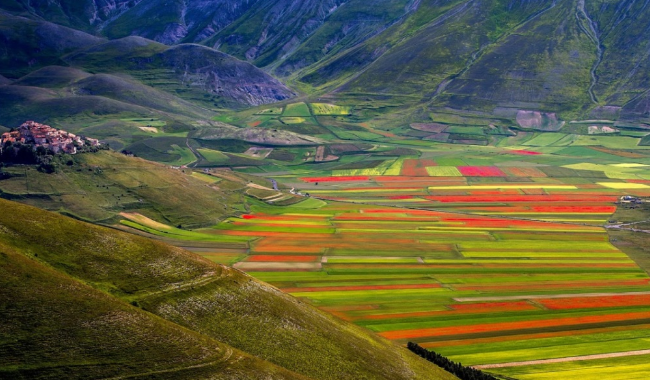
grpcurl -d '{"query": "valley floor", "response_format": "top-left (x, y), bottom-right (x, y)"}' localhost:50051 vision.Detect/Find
top-left (118, 141), bottom-right (650, 380)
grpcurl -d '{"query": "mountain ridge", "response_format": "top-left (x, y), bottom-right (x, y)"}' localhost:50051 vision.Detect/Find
top-left (6, 1), bottom-right (650, 123)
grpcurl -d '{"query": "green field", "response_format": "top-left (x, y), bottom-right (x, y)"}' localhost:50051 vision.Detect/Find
top-left (112, 138), bottom-right (650, 379)
top-left (283, 102), bottom-right (312, 117)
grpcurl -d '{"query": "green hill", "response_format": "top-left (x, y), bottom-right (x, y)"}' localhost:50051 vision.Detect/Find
top-left (64, 39), bottom-right (296, 108)
top-left (0, 12), bottom-right (103, 78)
top-left (12, 66), bottom-right (91, 88)
top-left (0, 13), bottom-right (295, 110)
top-left (0, 150), bottom-right (245, 226)
top-left (0, 198), bottom-right (457, 380)
top-left (0, 219), bottom-right (310, 379)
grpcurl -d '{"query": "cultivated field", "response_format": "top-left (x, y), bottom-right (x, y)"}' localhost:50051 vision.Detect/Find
top-left (118, 125), bottom-right (650, 379)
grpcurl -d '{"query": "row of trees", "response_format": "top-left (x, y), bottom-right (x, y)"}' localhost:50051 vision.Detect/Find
top-left (407, 342), bottom-right (498, 380)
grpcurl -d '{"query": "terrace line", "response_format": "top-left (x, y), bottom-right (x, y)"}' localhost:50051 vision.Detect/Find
top-left (454, 290), bottom-right (650, 303)
top-left (473, 349), bottom-right (650, 369)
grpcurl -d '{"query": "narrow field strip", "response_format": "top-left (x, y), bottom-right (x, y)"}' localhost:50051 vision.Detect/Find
top-left (381, 315), bottom-right (650, 341)
top-left (473, 349), bottom-right (650, 369)
top-left (454, 291), bottom-right (650, 303)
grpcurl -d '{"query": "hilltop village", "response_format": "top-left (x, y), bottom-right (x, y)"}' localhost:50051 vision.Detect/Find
top-left (1, 121), bottom-right (100, 155)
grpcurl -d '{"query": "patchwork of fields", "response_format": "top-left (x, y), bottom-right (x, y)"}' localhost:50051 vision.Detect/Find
top-left (120, 141), bottom-right (650, 379)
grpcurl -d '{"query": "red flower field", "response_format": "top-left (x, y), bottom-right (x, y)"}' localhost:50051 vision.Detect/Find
top-left (247, 255), bottom-right (320, 262)
top-left (458, 166), bottom-right (508, 177)
top-left (380, 311), bottom-right (650, 340)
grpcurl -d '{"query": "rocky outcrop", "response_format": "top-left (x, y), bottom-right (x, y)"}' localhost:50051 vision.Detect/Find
top-left (104, 0), bottom-right (260, 44)
top-left (157, 44), bottom-right (294, 106)
top-left (516, 111), bottom-right (564, 131)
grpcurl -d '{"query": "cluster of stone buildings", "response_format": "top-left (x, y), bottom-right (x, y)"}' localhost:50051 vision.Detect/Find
top-left (1, 121), bottom-right (100, 154)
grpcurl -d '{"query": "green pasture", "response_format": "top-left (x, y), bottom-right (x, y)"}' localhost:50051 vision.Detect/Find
top-left (121, 220), bottom-right (251, 243)
top-left (197, 148), bottom-right (229, 163)
top-left (283, 102), bottom-right (312, 117)
top-left (310, 103), bottom-right (353, 115)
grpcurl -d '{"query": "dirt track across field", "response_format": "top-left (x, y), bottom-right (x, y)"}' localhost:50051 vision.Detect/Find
top-left (473, 349), bottom-right (650, 369)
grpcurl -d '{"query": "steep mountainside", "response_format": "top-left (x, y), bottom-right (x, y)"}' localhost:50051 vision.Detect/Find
top-left (0, 199), bottom-right (457, 380)
top-left (586, 0), bottom-right (650, 107)
top-left (299, 0), bottom-right (592, 115)
top-left (0, 65), bottom-right (217, 127)
top-left (0, 13), bottom-right (295, 109)
top-left (0, 11), bottom-right (103, 78)
top-left (62, 37), bottom-right (296, 107)
top-left (5, 1), bottom-right (650, 122)
top-left (4, 0), bottom-right (417, 72)
top-left (0, 0), bottom-right (136, 33)
top-left (281, 0), bottom-right (650, 122)
top-left (205, 0), bottom-right (419, 71)
top-left (0, 241), bottom-right (308, 380)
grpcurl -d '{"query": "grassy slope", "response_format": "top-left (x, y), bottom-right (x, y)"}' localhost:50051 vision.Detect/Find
top-left (0, 13), bottom-right (295, 133)
top-left (0, 151), bottom-right (241, 226)
top-left (303, 0), bottom-right (594, 118)
top-left (63, 37), bottom-right (295, 109)
top-left (296, 0), bottom-right (467, 90)
top-left (608, 203), bottom-right (650, 276)
top-left (69, 72), bottom-right (215, 118)
top-left (12, 65), bottom-right (91, 88)
top-left (435, 0), bottom-right (594, 117)
top-left (0, 198), bottom-right (457, 380)
top-left (0, 223), bottom-right (311, 379)
top-left (0, 84), bottom-right (158, 127)
top-left (587, 0), bottom-right (650, 106)
top-left (289, 0), bottom-right (650, 122)
top-left (0, 12), bottom-right (103, 79)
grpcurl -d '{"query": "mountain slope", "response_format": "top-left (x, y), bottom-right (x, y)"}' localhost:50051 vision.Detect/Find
top-left (0, 13), bottom-right (295, 110)
top-left (0, 151), bottom-right (244, 226)
top-left (5, 0), bottom-right (417, 71)
top-left (63, 37), bottom-right (296, 107)
top-left (103, 0), bottom-right (260, 44)
top-left (0, 216), bottom-right (311, 379)
top-left (0, 0), bottom-right (136, 33)
top-left (0, 65), bottom-right (212, 127)
top-left (0, 84), bottom-right (157, 127)
top-left (298, 0), bottom-right (594, 115)
top-left (290, 0), bottom-right (650, 122)
top-left (0, 12), bottom-right (103, 78)
top-left (6, 1), bottom-right (650, 122)
top-left (0, 198), bottom-right (457, 380)
top-left (204, 0), bottom-right (419, 71)
top-left (586, 0), bottom-right (650, 107)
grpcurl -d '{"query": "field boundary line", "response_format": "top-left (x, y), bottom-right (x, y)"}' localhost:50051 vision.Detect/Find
top-left (455, 290), bottom-right (650, 302)
top-left (309, 196), bottom-right (611, 229)
top-left (473, 349), bottom-right (650, 369)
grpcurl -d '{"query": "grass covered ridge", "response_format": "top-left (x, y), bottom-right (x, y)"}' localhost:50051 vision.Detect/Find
top-left (0, 151), bottom-right (242, 226)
